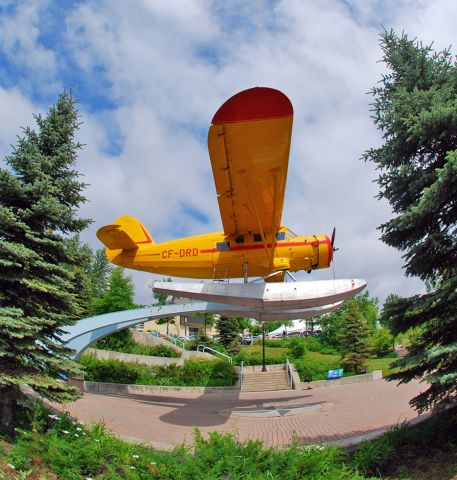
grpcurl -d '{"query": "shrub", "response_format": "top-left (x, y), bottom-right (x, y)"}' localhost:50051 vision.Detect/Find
top-left (234, 349), bottom-right (288, 366)
top-left (288, 338), bottom-right (307, 359)
top-left (128, 343), bottom-right (181, 358)
top-left (370, 327), bottom-right (394, 358)
top-left (6, 407), bottom-right (368, 480)
top-left (294, 354), bottom-right (343, 381)
top-left (78, 355), bottom-right (237, 387)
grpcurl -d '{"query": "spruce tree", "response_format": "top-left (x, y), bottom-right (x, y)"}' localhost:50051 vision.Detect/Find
top-left (363, 31), bottom-right (457, 412)
top-left (0, 92), bottom-right (90, 433)
top-left (216, 315), bottom-right (240, 349)
top-left (338, 301), bottom-right (372, 374)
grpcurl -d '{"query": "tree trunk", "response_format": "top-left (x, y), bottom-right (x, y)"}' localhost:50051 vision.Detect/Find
top-left (0, 385), bottom-right (18, 435)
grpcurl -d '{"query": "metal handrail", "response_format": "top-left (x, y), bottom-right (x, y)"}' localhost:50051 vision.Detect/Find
top-left (286, 358), bottom-right (293, 389)
top-left (161, 333), bottom-right (186, 349)
top-left (240, 361), bottom-right (243, 390)
top-left (196, 344), bottom-right (232, 363)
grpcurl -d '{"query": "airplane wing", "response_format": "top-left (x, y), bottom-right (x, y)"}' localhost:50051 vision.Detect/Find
top-left (208, 87), bottom-right (293, 237)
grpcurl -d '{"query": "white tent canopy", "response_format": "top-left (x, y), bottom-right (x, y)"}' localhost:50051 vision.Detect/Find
top-left (268, 319), bottom-right (321, 337)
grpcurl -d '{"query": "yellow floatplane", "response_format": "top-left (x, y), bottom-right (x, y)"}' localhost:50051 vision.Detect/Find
top-left (97, 87), bottom-right (334, 282)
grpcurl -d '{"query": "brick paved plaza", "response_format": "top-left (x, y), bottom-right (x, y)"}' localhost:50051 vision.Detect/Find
top-left (62, 379), bottom-right (425, 449)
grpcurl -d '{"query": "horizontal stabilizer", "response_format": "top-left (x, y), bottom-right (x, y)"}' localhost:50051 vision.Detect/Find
top-left (97, 215), bottom-right (154, 251)
top-left (97, 225), bottom-right (138, 250)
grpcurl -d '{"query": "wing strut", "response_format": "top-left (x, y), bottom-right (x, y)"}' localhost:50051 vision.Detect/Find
top-left (243, 174), bottom-right (271, 265)
top-left (269, 170), bottom-right (279, 269)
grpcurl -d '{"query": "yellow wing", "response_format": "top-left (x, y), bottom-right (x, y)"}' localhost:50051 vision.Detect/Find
top-left (208, 87), bottom-right (293, 237)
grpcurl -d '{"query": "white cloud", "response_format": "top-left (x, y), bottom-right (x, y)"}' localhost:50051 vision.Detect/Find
top-left (0, 87), bottom-right (40, 160)
top-left (0, 0), bottom-right (58, 85)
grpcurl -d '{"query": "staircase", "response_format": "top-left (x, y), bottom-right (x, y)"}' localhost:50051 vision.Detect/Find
top-left (242, 369), bottom-right (292, 392)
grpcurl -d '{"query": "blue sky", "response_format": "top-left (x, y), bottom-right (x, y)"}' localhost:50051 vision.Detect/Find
top-left (1, 0), bottom-right (456, 305)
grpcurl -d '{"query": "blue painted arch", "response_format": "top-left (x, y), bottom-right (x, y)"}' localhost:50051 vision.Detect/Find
top-left (60, 302), bottom-right (237, 358)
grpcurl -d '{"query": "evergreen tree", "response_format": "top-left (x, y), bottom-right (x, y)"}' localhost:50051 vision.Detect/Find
top-left (0, 92), bottom-right (91, 433)
top-left (216, 315), bottom-right (240, 349)
top-left (364, 31), bottom-right (457, 412)
top-left (320, 292), bottom-right (378, 350)
top-left (63, 235), bottom-right (93, 317)
top-left (338, 301), bottom-right (372, 374)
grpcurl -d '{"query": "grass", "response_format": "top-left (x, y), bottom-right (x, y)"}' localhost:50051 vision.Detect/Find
top-left (234, 344), bottom-right (398, 379)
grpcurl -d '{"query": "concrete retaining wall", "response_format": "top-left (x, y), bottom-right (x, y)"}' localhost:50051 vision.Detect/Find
top-left (84, 381), bottom-right (238, 395)
top-left (301, 370), bottom-right (383, 389)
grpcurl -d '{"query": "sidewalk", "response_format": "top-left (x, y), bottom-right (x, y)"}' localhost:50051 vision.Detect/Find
top-left (62, 379), bottom-right (425, 450)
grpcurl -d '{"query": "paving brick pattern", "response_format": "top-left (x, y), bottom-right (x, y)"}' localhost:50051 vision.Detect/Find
top-left (62, 379), bottom-right (424, 449)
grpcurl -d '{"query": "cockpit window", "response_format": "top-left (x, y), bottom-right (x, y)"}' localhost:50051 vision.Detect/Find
top-left (276, 232), bottom-right (286, 240)
top-left (216, 242), bottom-right (230, 251)
top-left (253, 233), bottom-right (262, 242)
top-left (234, 235), bottom-right (244, 244)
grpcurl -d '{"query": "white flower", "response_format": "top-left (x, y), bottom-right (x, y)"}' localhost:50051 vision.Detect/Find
top-left (130, 466), bottom-right (136, 469)
top-left (82, 432), bottom-right (87, 435)
top-left (76, 427), bottom-right (83, 431)
top-left (75, 433), bottom-right (79, 437)
top-left (150, 461), bottom-right (157, 465)
top-left (132, 454), bottom-right (139, 459)
top-left (62, 430), bottom-right (69, 435)
top-left (48, 414), bottom-right (61, 421)
top-left (94, 439), bottom-right (100, 442)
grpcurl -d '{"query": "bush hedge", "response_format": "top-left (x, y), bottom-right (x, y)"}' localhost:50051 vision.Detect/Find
top-left (79, 354), bottom-right (237, 387)
top-left (294, 353), bottom-right (343, 381)
top-left (4, 407), bottom-right (370, 480)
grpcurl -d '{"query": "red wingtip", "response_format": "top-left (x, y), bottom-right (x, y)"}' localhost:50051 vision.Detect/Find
top-left (212, 87), bottom-right (293, 124)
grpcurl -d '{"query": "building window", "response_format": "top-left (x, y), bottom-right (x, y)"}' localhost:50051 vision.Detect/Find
top-left (276, 232), bottom-right (286, 240)
top-left (216, 242), bottom-right (230, 251)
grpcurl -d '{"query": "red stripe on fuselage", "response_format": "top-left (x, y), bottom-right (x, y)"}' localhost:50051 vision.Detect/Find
top-left (126, 240), bottom-right (328, 258)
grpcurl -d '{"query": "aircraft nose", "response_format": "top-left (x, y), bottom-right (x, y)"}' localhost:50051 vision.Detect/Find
top-left (320, 235), bottom-right (333, 268)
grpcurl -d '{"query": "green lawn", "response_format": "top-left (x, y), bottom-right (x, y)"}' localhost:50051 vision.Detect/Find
top-left (238, 345), bottom-right (398, 377)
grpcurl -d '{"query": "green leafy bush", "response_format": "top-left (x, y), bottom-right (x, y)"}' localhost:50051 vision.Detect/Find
top-left (6, 408), bottom-right (369, 480)
top-left (260, 337), bottom-right (339, 355)
top-left (234, 349), bottom-right (288, 366)
top-left (79, 355), bottom-right (237, 387)
top-left (95, 331), bottom-right (181, 358)
top-left (370, 327), bottom-right (394, 358)
top-left (127, 343), bottom-right (181, 358)
top-left (288, 338), bottom-right (307, 359)
top-left (294, 354), bottom-right (343, 381)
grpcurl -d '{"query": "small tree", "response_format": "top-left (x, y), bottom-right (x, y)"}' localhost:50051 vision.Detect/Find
top-left (92, 267), bottom-right (136, 315)
top-left (0, 92), bottom-right (90, 433)
top-left (92, 267), bottom-right (137, 351)
top-left (338, 301), bottom-right (372, 374)
top-left (216, 315), bottom-right (240, 349)
top-left (370, 327), bottom-right (394, 358)
top-left (87, 248), bottom-right (113, 300)
top-left (153, 278), bottom-right (174, 335)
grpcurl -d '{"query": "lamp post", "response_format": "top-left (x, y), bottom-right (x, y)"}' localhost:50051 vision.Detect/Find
top-left (261, 313), bottom-right (266, 372)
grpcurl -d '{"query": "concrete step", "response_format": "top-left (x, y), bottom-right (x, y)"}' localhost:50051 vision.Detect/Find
top-left (241, 371), bottom-right (292, 392)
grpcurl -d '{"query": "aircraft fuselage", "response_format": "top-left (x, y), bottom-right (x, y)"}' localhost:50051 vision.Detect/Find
top-left (107, 227), bottom-right (332, 280)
